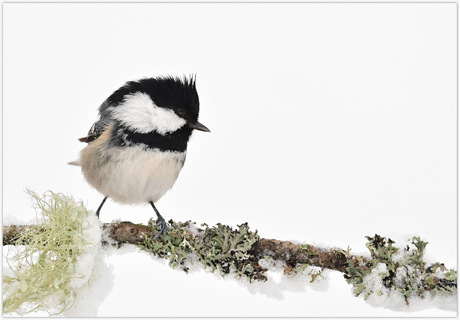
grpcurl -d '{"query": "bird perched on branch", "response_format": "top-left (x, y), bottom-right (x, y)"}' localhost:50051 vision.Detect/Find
top-left (70, 75), bottom-right (210, 238)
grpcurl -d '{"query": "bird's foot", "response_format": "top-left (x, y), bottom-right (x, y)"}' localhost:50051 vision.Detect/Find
top-left (153, 216), bottom-right (168, 240)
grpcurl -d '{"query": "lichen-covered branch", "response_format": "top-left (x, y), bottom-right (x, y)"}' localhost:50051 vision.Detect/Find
top-left (3, 192), bottom-right (456, 316)
top-left (3, 222), bottom-right (150, 247)
top-left (3, 221), bottom-right (359, 274)
top-left (103, 221), bottom-right (150, 244)
top-left (3, 225), bottom-right (42, 246)
top-left (4, 219), bottom-right (457, 302)
top-left (250, 238), bottom-right (358, 273)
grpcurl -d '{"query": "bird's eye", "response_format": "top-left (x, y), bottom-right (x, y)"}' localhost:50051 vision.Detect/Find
top-left (176, 109), bottom-right (185, 117)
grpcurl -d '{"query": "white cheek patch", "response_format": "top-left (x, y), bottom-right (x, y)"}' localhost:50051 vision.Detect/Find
top-left (111, 92), bottom-right (186, 135)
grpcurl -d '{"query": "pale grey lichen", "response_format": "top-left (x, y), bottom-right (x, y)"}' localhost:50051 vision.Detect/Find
top-left (344, 235), bottom-right (457, 304)
top-left (140, 220), bottom-right (267, 281)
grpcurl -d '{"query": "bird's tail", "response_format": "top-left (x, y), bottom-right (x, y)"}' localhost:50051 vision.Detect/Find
top-left (68, 160), bottom-right (81, 166)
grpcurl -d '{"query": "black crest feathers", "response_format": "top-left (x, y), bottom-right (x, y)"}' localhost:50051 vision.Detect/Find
top-left (103, 75), bottom-right (199, 121)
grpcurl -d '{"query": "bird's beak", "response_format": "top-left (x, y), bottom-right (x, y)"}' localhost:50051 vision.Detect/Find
top-left (188, 121), bottom-right (210, 132)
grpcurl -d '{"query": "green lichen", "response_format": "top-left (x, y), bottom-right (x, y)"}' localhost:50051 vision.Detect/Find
top-left (141, 220), bottom-right (267, 281)
top-left (445, 269), bottom-right (457, 281)
top-left (345, 257), bottom-right (372, 296)
top-left (308, 268), bottom-right (325, 283)
top-left (141, 220), bottom-right (194, 272)
top-left (344, 234), bottom-right (457, 304)
top-left (300, 244), bottom-right (318, 256)
top-left (336, 246), bottom-right (352, 258)
top-left (3, 190), bottom-right (96, 315)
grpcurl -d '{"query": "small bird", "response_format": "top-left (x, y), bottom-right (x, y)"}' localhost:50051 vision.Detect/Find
top-left (70, 75), bottom-right (210, 237)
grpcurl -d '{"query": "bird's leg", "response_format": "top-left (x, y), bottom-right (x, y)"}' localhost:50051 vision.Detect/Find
top-left (150, 201), bottom-right (168, 239)
top-left (96, 196), bottom-right (108, 218)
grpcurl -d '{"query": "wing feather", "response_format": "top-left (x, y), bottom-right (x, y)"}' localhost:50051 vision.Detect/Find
top-left (79, 101), bottom-right (113, 143)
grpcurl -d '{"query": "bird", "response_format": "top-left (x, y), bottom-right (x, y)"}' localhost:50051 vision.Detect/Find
top-left (70, 75), bottom-right (210, 238)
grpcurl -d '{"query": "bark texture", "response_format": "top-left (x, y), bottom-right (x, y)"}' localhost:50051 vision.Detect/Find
top-left (250, 238), bottom-right (356, 273)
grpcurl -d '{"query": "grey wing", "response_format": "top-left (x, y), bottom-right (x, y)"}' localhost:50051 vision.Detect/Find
top-left (78, 101), bottom-right (113, 143)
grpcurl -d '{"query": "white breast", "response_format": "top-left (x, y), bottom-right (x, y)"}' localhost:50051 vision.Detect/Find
top-left (81, 142), bottom-right (186, 204)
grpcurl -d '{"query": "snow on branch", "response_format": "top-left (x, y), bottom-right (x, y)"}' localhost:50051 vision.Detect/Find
top-left (2, 191), bottom-right (457, 315)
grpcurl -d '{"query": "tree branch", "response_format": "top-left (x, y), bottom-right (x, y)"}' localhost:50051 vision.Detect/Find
top-left (3, 221), bottom-right (358, 273)
top-left (5, 191), bottom-right (455, 316)
top-left (3, 219), bottom-right (457, 302)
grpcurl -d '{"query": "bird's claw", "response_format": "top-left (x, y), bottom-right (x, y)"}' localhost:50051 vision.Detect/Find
top-left (153, 216), bottom-right (168, 240)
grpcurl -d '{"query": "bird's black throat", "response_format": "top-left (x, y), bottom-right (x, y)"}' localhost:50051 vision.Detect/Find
top-left (111, 124), bottom-right (193, 152)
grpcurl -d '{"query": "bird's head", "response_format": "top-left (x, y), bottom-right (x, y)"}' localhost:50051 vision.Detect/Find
top-left (105, 75), bottom-right (210, 136)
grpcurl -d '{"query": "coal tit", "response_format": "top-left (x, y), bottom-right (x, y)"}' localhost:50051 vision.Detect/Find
top-left (71, 75), bottom-right (210, 237)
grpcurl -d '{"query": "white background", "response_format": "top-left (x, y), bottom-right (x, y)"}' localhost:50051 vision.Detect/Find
top-left (3, 2), bottom-right (457, 317)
